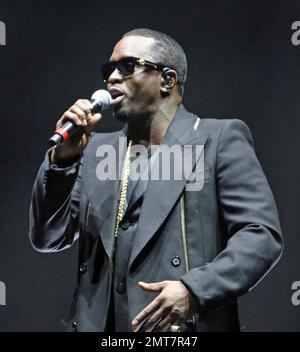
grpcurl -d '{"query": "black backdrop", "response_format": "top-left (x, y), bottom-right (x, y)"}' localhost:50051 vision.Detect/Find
top-left (0, 0), bottom-right (299, 331)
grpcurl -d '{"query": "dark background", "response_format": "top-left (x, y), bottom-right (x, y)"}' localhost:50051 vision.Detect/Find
top-left (0, 0), bottom-right (299, 331)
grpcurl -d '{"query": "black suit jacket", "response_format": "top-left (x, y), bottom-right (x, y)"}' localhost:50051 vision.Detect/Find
top-left (29, 104), bottom-right (283, 331)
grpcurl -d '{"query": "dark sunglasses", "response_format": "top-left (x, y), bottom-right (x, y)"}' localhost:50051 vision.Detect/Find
top-left (101, 56), bottom-right (166, 83)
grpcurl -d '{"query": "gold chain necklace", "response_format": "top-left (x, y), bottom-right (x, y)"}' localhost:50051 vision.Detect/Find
top-left (114, 139), bottom-right (133, 239)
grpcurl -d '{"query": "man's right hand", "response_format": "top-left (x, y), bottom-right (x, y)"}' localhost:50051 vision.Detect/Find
top-left (51, 99), bottom-right (102, 164)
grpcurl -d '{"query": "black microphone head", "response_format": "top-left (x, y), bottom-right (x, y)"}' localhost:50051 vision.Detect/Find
top-left (90, 90), bottom-right (112, 113)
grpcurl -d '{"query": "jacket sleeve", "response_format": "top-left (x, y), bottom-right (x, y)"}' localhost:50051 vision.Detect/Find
top-left (29, 149), bottom-right (82, 252)
top-left (180, 119), bottom-right (283, 312)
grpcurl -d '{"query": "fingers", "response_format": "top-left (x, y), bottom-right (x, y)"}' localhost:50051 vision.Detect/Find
top-left (132, 281), bottom-right (191, 333)
top-left (147, 307), bottom-right (182, 332)
top-left (56, 110), bottom-right (82, 129)
top-left (74, 99), bottom-right (92, 114)
top-left (134, 306), bottom-right (184, 332)
top-left (138, 281), bottom-right (167, 292)
top-left (134, 306), bottom-right (170, 332)
top-left (57, 99), bottom-right (101, 131)
top-left (132, 296), bottom-right (161, 328)
top-left (85, 113), bottom-right (102, 134)
top-left (69, 105), bottom-right (89, 126)
top-left (153, 312), bottom-right (183, 332)
top-left (152, 315), bottom-right (174, 332)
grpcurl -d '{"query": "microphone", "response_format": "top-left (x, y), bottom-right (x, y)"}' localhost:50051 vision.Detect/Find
top-left (48, 90), bottom-right (112, 146)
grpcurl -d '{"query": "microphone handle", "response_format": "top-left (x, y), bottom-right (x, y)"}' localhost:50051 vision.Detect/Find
top-left (48, 100), bottom-right (103, 147)
top-left (48, 121), bottom-right (76, 147)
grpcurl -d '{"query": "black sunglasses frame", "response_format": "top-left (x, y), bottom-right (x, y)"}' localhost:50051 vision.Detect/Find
top-left (101, 56), bottom-right (166, 83)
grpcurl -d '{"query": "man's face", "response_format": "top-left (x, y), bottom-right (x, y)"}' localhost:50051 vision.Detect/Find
top-left (106, 36), bottom-right (162, 122)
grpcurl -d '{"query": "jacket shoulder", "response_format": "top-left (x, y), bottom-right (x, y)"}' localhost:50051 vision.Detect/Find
top-left (200, 117), bottom-right (250, 132)
top-left (198, 118), bottom-right (254, 152)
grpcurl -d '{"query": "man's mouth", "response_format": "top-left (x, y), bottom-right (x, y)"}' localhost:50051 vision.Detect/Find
top-left (109, 88), bottom-right (126, 105)
top-left (112, 95), bottom-right (125, 106)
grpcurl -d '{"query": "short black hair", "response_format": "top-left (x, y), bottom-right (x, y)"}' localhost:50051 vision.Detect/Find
top-left (122, 28), bottom-right (187, 95)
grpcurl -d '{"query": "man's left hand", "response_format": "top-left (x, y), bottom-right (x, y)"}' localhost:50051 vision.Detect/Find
top-left (132, 280), bottom-right (197, 332)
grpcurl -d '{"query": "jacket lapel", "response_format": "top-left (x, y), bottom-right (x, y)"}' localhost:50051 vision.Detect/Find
top-left (86, 128), bottom-right (128, 259)
top-left (129, 105), bottom-right (208, 269)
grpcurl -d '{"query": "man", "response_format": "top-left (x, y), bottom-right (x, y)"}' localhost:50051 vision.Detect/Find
top-left (29, 28), bottom-right (283, 332)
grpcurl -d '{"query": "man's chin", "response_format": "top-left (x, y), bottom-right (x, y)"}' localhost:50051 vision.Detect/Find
top-left (113, 106), bottom-right (130, 122)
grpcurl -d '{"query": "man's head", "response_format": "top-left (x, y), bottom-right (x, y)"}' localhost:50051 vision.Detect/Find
top-left (103, 28), bottom-right (187, 122)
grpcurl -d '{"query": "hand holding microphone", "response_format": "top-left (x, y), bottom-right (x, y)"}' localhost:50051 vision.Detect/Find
top-left (50, 90), bottom-right (112, 164)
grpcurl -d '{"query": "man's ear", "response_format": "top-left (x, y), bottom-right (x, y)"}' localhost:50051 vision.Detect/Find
top-left (160, 68), bottom-right (178, 95)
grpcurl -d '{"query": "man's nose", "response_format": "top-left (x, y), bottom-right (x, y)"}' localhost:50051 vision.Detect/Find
top-left (107, 68), bottom-right (124, 84)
